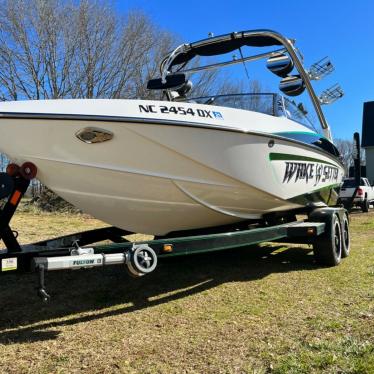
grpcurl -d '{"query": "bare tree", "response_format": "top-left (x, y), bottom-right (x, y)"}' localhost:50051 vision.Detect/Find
top-left (0, 0), bottom-right (183, 201)
top-left (335, 138), bottom-right (366, 173)
top-left (335, 139), bottom-right (353, 172)
top-left (0, 0), bottom-right (230, 102)
top-left (0, 0), bottom-right (178, 101)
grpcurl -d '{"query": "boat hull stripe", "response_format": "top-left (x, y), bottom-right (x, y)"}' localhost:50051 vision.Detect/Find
top-left (269, 152), bottom-right (337, 167)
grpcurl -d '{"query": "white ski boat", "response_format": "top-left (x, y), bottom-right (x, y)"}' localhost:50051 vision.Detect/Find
top-left (0, 29), bottom-right (345, 235)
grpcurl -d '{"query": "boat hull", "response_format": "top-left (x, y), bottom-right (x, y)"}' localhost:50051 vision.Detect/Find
top-left (0, 111), bottom-right (344, 234)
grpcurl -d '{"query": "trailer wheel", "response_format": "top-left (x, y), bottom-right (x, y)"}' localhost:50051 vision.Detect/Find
top-left (313, 213), bottom-right (342, 266)
top-left (341, 213), bottom-right (350, 258)
top-left (361, 199), bottom-right (369, 213)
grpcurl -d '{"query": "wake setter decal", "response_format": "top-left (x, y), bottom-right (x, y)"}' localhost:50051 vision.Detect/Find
top-left (283, 162), bottom-right (339, 186)
top-left (269, 153), bottom-right (343, 191)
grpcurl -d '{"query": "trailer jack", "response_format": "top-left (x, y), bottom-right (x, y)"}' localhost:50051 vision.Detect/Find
top-left (33, 244), bottom-right (158, 302)
top-left (37, 265), bottom-right (50, 303)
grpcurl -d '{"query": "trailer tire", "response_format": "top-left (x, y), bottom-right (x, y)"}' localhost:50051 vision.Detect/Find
top-left (313, 213), bottom-right (342, 266)
top-left (361, 199), bottom-right (369, 213)
top-left (341, 213), bottom-right (350, 258)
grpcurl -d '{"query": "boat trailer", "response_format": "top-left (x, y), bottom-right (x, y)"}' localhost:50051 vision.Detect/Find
top-left (0, 163), bottom-right (350, 302)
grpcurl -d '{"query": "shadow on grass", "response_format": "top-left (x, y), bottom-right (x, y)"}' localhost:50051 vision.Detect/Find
top-left (0, 243), bottom-right (316, 344)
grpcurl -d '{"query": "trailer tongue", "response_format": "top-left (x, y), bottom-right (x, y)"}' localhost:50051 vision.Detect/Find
top-left (0, 162), bottom-right (350, 303)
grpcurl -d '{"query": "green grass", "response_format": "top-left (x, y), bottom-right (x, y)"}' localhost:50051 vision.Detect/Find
top-left (0, 210), bottom-right (373, 373)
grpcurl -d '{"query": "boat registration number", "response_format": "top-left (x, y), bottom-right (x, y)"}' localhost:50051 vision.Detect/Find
top-left (139, 104), bottom-right (223, 119)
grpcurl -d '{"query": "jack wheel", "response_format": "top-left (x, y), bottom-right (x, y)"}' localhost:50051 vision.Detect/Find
top-left (20, 162), bottom-right (37, 180)
top-left (38, 288), bottom-right (51, 303)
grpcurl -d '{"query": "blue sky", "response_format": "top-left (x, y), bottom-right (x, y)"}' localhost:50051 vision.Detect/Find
top-left (117, 0), bottom-right (373, 140)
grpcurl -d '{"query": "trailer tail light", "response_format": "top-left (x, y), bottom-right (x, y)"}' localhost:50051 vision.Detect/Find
top-left (307, 227), bottom-right (316, 235)
top-left (10, 190), bottom-right (22, 206)
top-left (356, 188), bottom-right (364, 197)
top-left (163, 244), bottom-right (173, 253)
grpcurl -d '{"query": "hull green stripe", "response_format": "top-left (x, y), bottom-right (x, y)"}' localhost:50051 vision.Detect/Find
top-left (269, 152), bottom-right (337, 167)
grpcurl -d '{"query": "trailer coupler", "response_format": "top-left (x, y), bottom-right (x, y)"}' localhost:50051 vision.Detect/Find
top-left (33, 244), bottom-right (158, 302)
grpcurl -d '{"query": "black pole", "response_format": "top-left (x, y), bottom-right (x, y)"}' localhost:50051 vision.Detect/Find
top-left (353, 132), bottom-right (361, 186)
top-left (348, 132), bottom-right (361, 210)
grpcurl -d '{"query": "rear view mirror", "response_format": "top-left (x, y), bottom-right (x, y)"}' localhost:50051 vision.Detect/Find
top-left (147, 73), bottom-right (186, 90)
top-left (279, 75), bottom-right (305, 96)
top-left (266, 53), bottom-right (294, 77)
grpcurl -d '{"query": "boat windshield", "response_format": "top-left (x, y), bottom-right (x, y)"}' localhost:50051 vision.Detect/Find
top-left (190, 93), bottom-right (317, 131)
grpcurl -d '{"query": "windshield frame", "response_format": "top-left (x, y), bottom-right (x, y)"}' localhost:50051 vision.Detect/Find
top-left (189, 92), bottom-right (317, 131)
